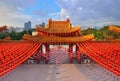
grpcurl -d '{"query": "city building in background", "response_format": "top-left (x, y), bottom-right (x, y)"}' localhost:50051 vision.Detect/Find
top-left (40, 22), bottom-right (45, 28)
top-left (15, 27), bottom-right (24, 32)
top-left (24, 21), bottom-right (31, 31)
top-left (8, 26), bottom-right (24, 33)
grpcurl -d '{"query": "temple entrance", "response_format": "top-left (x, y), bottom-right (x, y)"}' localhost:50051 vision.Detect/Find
top-left (25, 44), bottom-right (84, 64)
top-left (24, 44), bottom-right (94, 64)
top-left (49, 45), bottom-right (69, 64)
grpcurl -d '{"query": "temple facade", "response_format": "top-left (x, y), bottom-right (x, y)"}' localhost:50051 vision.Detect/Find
top-left (22, 19), bottom-right (94, 63)
top-left (0, 25), bottom-right (7, 32)
top-left (0, 19), bottom-right (119, 80)
top-left (23, 19), bottom-right (94, 44)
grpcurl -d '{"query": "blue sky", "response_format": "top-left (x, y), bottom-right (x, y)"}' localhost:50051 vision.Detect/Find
top-left (23, 0), bottom-right (60, 17)
top-left (0, 0), bottom-right (120, 28)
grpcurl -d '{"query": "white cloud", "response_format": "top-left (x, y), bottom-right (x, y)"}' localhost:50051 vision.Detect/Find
top-left (0, 0), bottom-right (37, 27)
top-left (60, 9), bottom-right (69, 19)
top-left (78, 7), bottom-right (83, 10)
top-left (55, 0), bottom-right (120, 28)
top-left (17, 7), bottom-right (25, 11)
top-left (49, 8), bottom-right (70, 21)
top-left (1, 0), bottom-right (120, 29)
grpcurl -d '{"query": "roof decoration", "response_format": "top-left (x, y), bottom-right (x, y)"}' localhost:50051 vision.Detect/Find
top-left (109, 25), bottom-right (120, 32)
top-left (0, 25), bottom-right (7, 32)
top-left (36, 19), bottom-right (80, 33)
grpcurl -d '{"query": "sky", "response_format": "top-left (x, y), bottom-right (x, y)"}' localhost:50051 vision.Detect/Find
top-left (0, 0), bottom-right (120, 28)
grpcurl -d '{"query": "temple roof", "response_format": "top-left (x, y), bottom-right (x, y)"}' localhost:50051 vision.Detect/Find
top-left (0, 25), bottom-right (7, 32)
top-left (109, 25), bottom-right (120, 32)
top-left (4, 36), bottom-right (11, 40)
top-left (23, 19), bottom-right (94, 43)
top-left (36, 19), bottom-right (80, 33)
top-left (23, 34), bottom-right (94, 43)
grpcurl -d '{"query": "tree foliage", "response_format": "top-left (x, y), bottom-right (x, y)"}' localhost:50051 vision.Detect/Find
top-left (0, 26), bottom-right (120, 40)
top-left (10, 31), bottom-right (24, 40)
top-left (0, 32), bottom-right (9, 39)
top-left (82, 25), bottom-right (120, 40)
top-left (0, 29), bottom-right (34, 40)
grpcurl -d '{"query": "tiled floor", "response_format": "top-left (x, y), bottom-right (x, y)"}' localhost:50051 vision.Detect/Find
top-left (1, 64), bottom-right (118, 81)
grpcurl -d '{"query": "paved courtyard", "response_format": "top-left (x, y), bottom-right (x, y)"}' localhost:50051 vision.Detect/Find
top-left (0, 64), bottom-right (116, 81)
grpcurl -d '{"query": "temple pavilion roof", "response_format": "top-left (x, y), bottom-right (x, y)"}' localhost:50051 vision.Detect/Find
top-left (0, 25), bottom-right (7, 32)
top-left (109, 25), bottom-right (120, 32)
top-left (36, 19), bottom-right (80, 33)
top-left (23, 19), bottom-right (94, 43)
top-left (23, 34), bottom-right (94, 44)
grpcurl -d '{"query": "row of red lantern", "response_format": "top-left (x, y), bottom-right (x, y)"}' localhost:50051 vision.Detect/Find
top-left (77, 41), bottom-right (120, 76)
top-left (0, 42), bottom-right (41, 76)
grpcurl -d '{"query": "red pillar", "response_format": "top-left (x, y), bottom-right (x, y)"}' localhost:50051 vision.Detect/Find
top-left (36, 51), bottom-right (41, 63)
top-left (45, 44), bottom-right (49, 63)
top-left (69, 44), bottom-right (73, 63)
top-left (36, 46), bottom-right (42, 63)
top-left (77, 53), bottom-right (81, 63)
top-left (76, 45), bottom-right (81, 63)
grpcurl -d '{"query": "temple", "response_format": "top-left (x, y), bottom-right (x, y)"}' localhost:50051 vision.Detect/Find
top-left (23, 19), bottom-right (94, 44)
top-left (0, 25), bottom-right (7, 32)
top-left (22, 19), bottom-right (94, 64)
top-left (109, 25), bottom-right (120, 32)
top-left (0, 19), bottom-right (120, 81)
top-left (36, 19), bottom-right (80, 36)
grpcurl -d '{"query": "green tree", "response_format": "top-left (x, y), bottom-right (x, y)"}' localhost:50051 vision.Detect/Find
top-left (0, 32), bottom-right (9, 39)
top-left (10, 31), bottom-right (24, 40)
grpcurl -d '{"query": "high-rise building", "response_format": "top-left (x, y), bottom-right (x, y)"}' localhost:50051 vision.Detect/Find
top-left (24, 21), bottom-right (31, 31)
top-left (38, 22), bottom-right (45, 28)
top-left (15, 27), bottom-right (24, 32)
top-left (41, 22), bottom-right (45, 28)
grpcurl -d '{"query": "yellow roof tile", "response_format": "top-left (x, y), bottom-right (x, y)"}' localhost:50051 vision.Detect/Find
top-left (36, 19), bottom-right (80, 33)
top-left (23, 34), bottom-right (94, 43)
top-left (0, 25), bottom-right (7, 32)
top-left (109, 25), bottom-right (120, 32)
